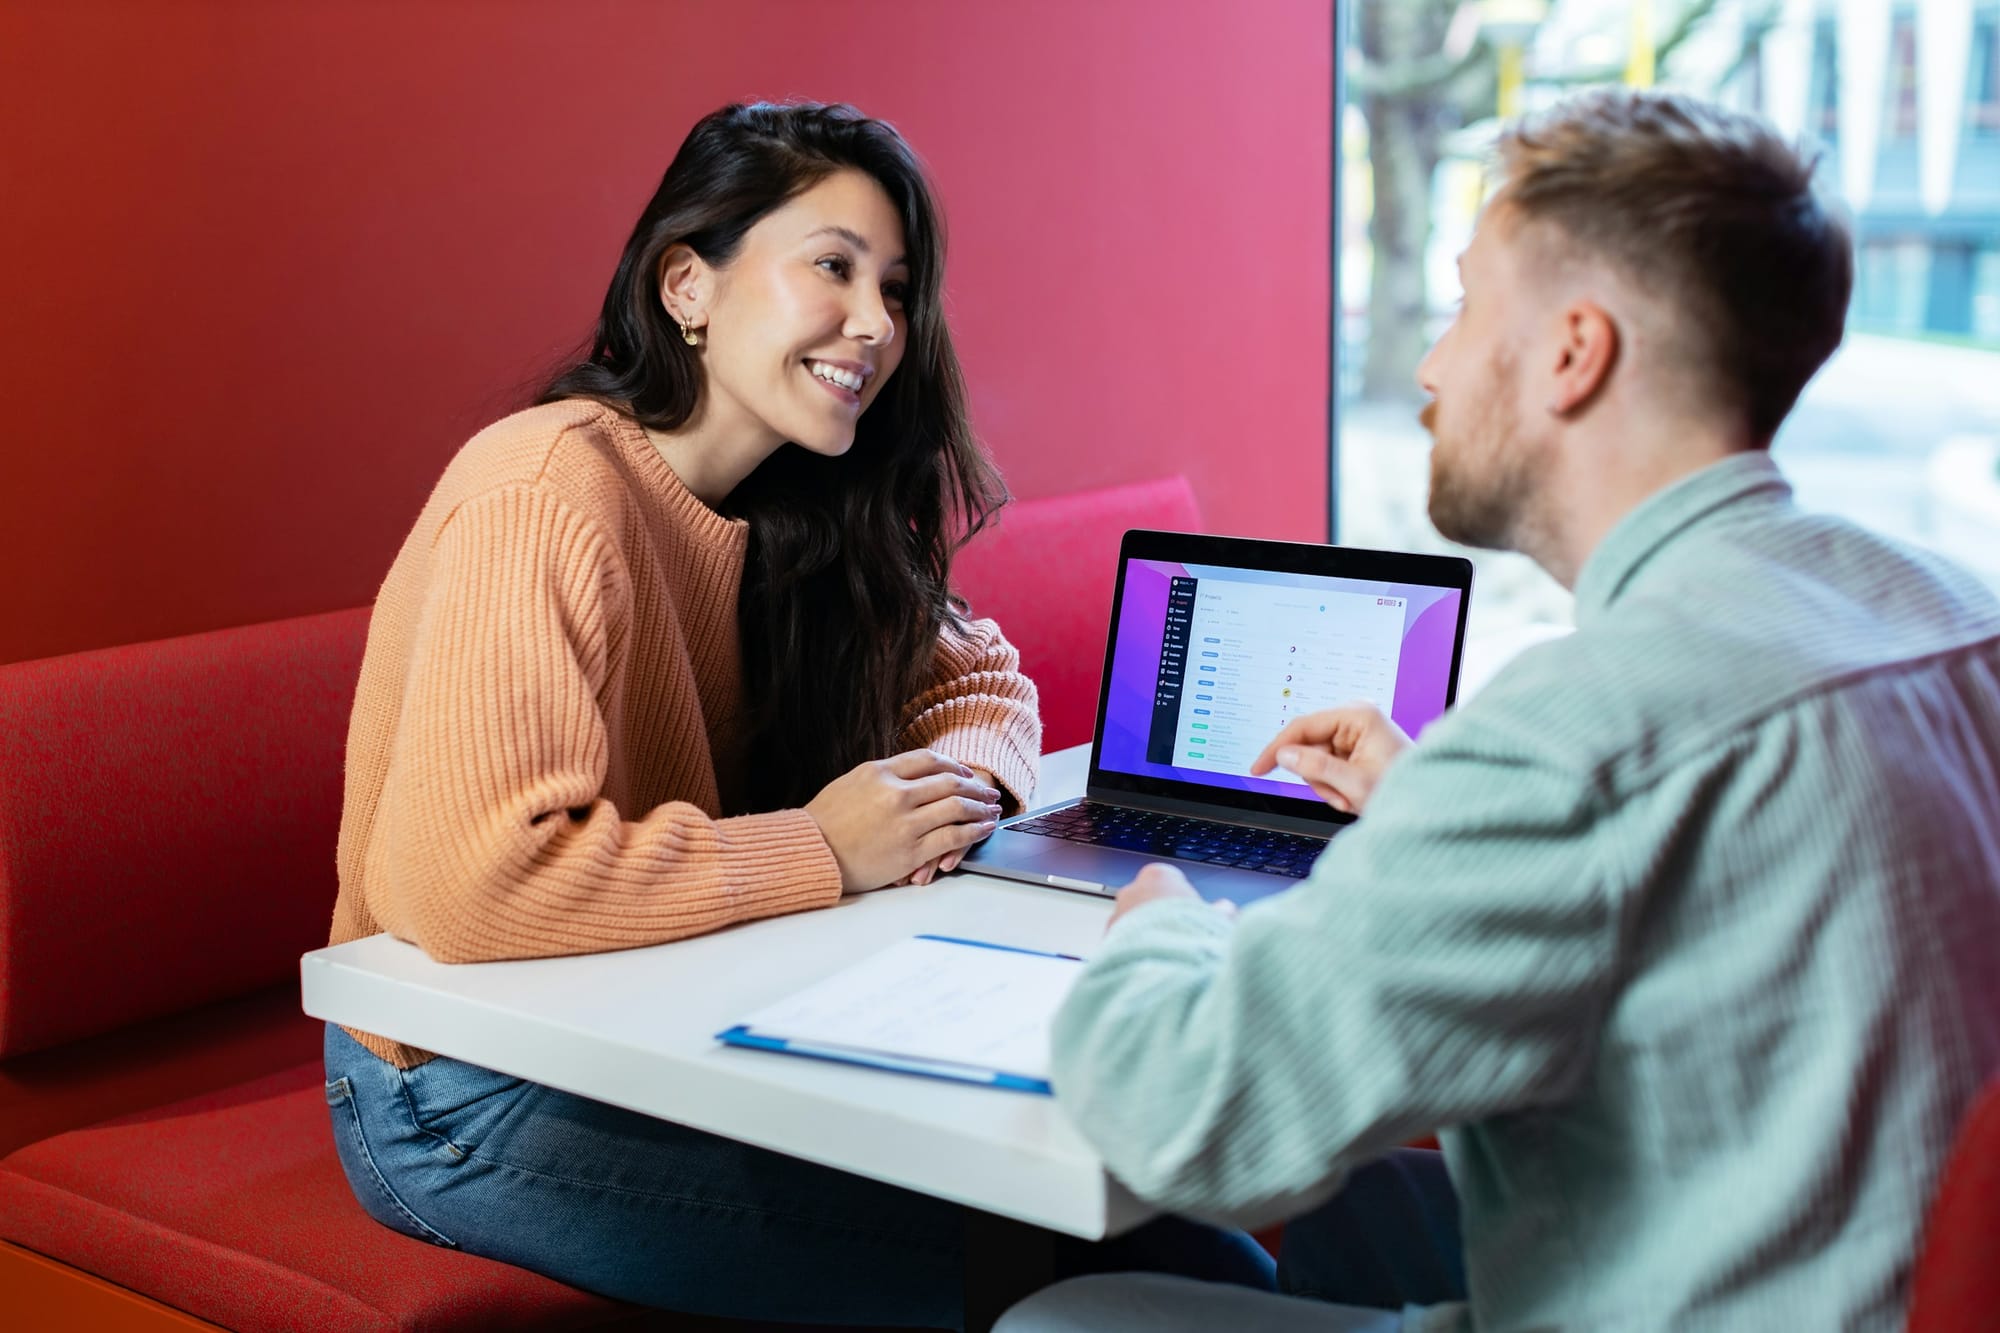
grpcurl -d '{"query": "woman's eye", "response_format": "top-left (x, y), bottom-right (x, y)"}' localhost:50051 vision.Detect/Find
top-left (817, 256), bottom-right (852, 279)
top-left (883, 281), bottom-right (909, 309)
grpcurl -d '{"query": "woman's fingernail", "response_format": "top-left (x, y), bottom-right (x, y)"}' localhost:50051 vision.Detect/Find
top-left (1277, 747), bottom-right (1300, 766)
top-left (983, 787), bottom-right (1002, 800)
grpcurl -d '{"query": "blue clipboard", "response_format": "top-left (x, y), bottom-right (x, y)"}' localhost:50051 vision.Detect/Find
top-left (714, 935), bottom-right (1083, 1095)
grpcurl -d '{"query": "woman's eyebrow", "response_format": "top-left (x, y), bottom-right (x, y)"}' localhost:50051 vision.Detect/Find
top-left (804, 224), bottom-right (906, 268)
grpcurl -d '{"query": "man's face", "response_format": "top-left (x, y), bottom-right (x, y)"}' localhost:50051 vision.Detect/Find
top-left (1415, 203), bottom-right (1551, 552)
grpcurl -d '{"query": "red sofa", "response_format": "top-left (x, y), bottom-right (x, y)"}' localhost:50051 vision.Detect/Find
top-left (0, 476), bottom-right (1200, 1330)
top-left (954, 475), bottom-right (1200, 750)
top-left (0, 608), bottom-right (691, 1331)
top-left (1908, 1075), bottom-right (2000, 1331)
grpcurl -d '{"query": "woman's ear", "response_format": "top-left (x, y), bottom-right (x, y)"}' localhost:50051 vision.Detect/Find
top-left (659, 244), bottom-right (709, 331)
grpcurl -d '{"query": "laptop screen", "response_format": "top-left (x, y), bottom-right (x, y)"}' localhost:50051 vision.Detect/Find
top-left (1091, 539), bottom-right (1470, 818)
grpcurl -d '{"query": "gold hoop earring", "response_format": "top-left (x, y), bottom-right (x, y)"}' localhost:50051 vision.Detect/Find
top-left (679, 319), bottom-right (700, 348)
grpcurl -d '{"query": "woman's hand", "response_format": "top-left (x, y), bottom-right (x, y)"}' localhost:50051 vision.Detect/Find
top-left (1249, 704), bottom-right (1413, 815)
top-left (805, 751), bottom-right (1002, 893)
top-left (894, 767), bottom-right (1001, 887)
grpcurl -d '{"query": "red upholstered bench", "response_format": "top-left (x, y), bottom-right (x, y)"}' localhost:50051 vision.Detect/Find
top-left (0, 477), bottom-right (1203, 1329)
top-left (0, 609), bottom-right (716, 1329)
top-left (1908, 1075), bottom-right (2000, 1331)
top-left (953, 475), bottom-right (1202, 750)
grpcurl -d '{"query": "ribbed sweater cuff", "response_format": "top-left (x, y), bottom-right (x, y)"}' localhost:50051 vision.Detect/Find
top-left (924, 727), bottom-right (1040, 812)
top-left (714, 808), bottom-right (845, 916)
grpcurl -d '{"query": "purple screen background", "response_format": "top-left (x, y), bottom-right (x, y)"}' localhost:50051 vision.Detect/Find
top-left (1097, 559), bottom-right (1464, 802)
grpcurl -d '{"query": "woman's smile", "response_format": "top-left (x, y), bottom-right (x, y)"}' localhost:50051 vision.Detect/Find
top-left (805, 356), bottom-right (871, 407)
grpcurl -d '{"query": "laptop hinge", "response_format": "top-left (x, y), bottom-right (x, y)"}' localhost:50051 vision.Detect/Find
top-left (1078, 782), bottom-right (1350, 839)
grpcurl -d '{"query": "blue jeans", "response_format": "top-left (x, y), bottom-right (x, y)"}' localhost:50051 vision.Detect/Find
top-left (323, 1024), bottom-right (1273, 1328)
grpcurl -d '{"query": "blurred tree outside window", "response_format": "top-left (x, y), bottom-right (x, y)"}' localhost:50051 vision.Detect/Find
top-left (1336, 0), bottom-right (2000, 646)
top-left (1889, 14), bottom-right (1920, 139)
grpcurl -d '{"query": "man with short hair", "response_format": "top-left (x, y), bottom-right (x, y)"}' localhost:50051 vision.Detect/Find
top-left (1000, 88), bottom-right (2000, 1331)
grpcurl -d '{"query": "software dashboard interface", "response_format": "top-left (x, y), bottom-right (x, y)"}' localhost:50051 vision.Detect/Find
top-left (1098, 558), bottom-right (1466, 803)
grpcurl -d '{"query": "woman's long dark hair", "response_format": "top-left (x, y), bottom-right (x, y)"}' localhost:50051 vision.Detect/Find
top-left (541, 102), bottom-right (1007, 812)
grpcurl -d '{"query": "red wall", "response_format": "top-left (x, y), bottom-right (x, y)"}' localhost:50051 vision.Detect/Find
top-left (0, 1), bottom-right (1331, 665)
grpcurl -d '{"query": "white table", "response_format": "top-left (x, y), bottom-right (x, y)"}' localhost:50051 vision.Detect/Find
top-left (300, 745), bottom-right (1138, 1326)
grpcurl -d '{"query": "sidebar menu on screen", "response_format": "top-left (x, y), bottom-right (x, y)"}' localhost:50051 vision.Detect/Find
top-left (1146, 576), bottom-right (1199, 764)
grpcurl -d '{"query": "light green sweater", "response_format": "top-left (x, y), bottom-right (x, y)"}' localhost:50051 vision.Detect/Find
top-left (1052, 453), bottom-right (2000, 1330)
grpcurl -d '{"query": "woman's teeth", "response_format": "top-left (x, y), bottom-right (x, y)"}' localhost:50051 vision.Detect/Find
top-left (808, 361), bottom-right (863, 392)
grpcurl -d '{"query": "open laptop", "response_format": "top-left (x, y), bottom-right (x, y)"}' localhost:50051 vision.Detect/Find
top-left (960, 529), bottom-right (1473, 904)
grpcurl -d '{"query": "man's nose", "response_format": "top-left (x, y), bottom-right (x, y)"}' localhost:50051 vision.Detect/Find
top-left (1415, 333), bottom-right (1445, 395)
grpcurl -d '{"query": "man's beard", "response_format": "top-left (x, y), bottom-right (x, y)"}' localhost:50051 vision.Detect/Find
top-left (1422, 365), bottom-right (1541, 553)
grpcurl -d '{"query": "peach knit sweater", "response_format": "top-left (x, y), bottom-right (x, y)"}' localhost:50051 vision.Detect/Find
top-left (331, 399), bottom-right (1041, 1067)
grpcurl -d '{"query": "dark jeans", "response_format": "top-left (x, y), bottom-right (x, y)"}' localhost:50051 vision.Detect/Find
top-left (992, 1149), bottom-right (1467, 1331)
top-left (324, 1024), bottom-right (1274, 1329)
top-left (1279, 1148), bottom-right (1467, 1310)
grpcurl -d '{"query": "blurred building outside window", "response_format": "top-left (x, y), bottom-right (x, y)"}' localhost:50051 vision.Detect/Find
top-left (1337, 0), bottom-right (2000, 650)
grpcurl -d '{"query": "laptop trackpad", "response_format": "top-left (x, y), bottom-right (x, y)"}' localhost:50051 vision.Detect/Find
top-left (1026, 842), bottom-right (1294, 906)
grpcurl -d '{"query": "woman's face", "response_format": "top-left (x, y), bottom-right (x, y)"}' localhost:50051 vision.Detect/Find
top-left (678, 168), bottom-right (911, 458)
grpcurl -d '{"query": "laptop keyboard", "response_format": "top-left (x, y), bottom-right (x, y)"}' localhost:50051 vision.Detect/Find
top-left (1009, 802), bottom-right (1329, 879)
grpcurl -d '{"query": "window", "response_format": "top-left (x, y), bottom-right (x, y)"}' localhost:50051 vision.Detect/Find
top-left (1335, 0), bottom-right (2000, 641)
top-left (1887, 14), bottom-right (1919, 140)
top-left (1975, 249), bottom-right (2000, 342)
top-left (1811, 19), bottom-right (1840, 140)
top-left (1855, 240), bottom-right (1931, 334)
top-left (1972, 17), bottom-right (2000, 135)
top-left (1739, 30), bottom-right (1765, 115)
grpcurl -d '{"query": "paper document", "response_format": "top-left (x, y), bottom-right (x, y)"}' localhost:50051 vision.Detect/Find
top-left (717, 935), bottom-right (1086, 1093)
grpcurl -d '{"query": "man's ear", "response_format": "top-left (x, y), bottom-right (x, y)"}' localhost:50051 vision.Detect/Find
top-left (1548, 301), bottom-right (1619, 416)
top-left (658, 244), bottom-right (709, 330)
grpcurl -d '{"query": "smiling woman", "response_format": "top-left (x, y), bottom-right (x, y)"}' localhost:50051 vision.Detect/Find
top-left (540, 103), bottom-right (997, 817)
top-left (320, 100), bottom-right (1275, 1326)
